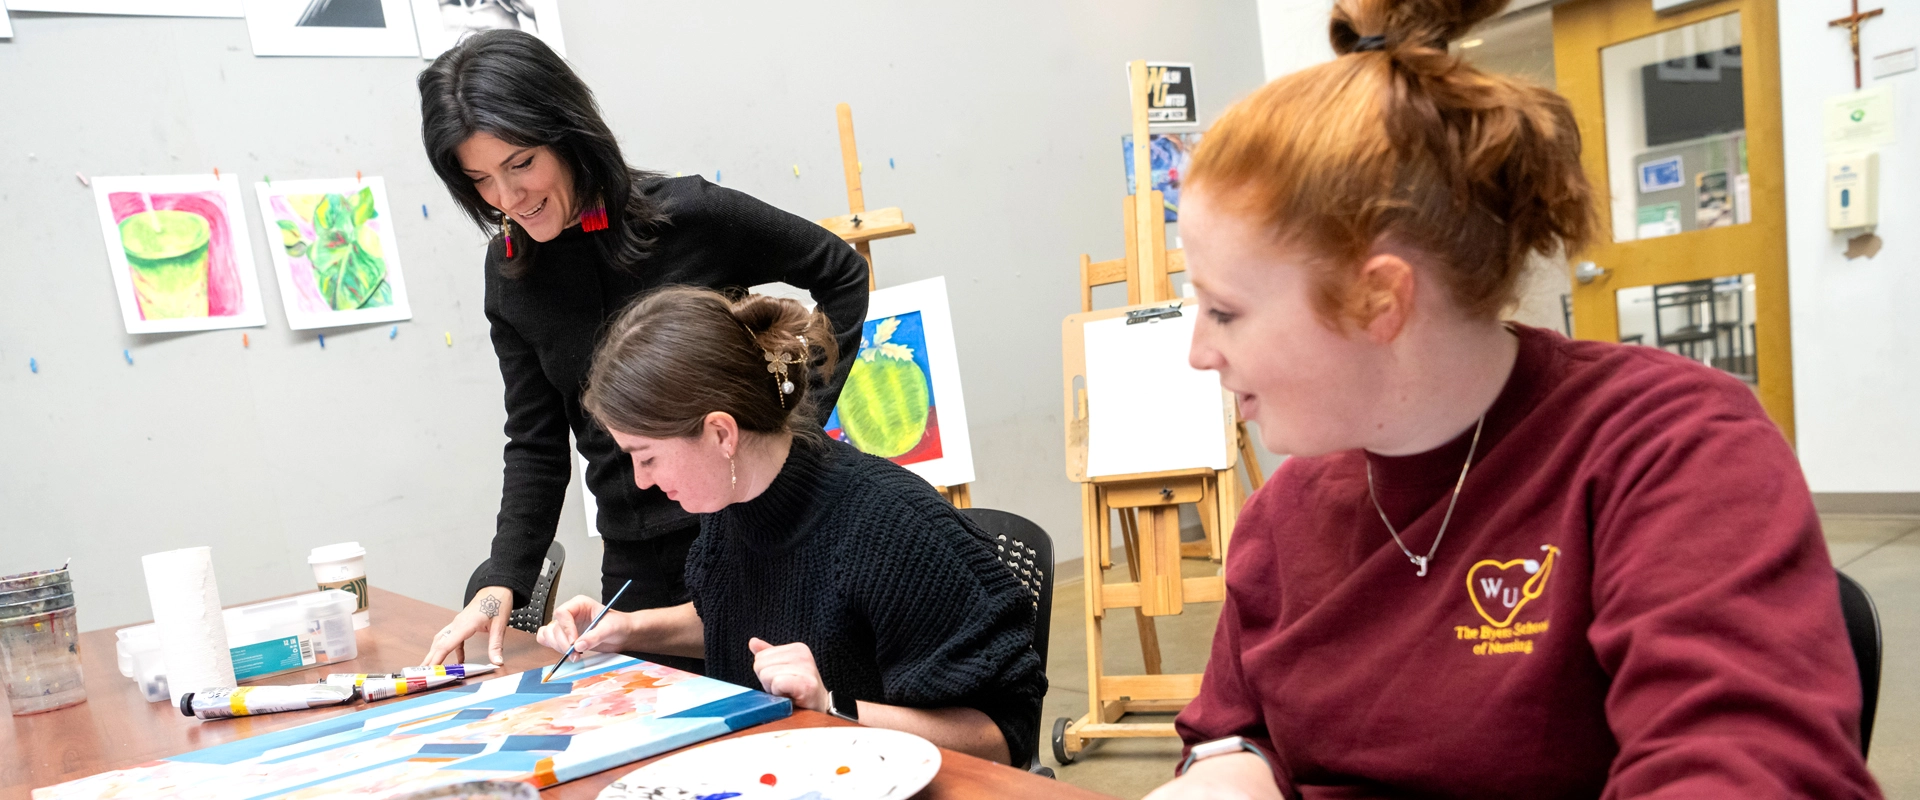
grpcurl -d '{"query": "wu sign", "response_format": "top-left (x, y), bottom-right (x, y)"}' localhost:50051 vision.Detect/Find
top-left (1142, 62), bottom-right (1197, 128)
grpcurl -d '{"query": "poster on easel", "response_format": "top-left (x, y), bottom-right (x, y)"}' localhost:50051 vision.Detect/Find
top-left (1122, 132), bottom-right (1201, 222)
top-left (826, 277), bottom-right (976, 488)
top-left (1132, 61), bottom-right (1196, 128)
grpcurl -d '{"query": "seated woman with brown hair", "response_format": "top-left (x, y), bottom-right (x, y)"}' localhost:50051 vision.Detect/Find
top-left (534, 286), bottom-right (1045, 766)
top-left (1148, 0), bottom-right (1880, 797)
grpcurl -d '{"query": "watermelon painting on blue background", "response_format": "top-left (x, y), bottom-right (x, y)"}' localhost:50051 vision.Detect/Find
top-left (823, 277), bottom-right (976, 488)
top-left (827, 311), bottom-right (943, 465)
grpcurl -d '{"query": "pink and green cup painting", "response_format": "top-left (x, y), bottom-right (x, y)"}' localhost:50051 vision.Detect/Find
top-left (826, 311), bottom-right (944, 465)
top-left (108, 192), bottom-right (246, 321)
top-left (269, 187), bottom-right (395, 313)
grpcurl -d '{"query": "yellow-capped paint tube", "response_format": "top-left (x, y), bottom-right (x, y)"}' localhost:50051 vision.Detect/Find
top-left (179, 684), bottom-right (354, 720)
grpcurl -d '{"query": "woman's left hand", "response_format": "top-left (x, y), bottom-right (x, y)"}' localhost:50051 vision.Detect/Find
top-left (747, 637), bottom-right (829, 712)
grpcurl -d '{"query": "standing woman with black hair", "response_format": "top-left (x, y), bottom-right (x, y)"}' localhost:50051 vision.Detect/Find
top-left (414, 29), bottom-right (869, 671)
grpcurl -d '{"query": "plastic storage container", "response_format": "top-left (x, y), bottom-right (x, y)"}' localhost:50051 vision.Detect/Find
top-left (116, 589), bottom-right (359, 701)
top-left (0, 566), bottom-right (86, 715)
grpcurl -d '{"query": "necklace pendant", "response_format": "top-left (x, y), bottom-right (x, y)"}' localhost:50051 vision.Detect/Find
top-left (1412, 556), bottom-right (1429, 577)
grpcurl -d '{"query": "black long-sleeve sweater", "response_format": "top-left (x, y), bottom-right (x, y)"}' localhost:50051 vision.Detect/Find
top-left (477, 176), bottom-right (869, 606)
top-left (688, 437), bottom-right (1048, 767)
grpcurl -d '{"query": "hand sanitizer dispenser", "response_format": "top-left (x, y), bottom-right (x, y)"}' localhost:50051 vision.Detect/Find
top-left (1828, 152), bottom-right (1879, 230)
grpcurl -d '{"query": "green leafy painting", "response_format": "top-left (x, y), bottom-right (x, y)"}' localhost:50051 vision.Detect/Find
top-left (257, 177), bottom-right (412, 331)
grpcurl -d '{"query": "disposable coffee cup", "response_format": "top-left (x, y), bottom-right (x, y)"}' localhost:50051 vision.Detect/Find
top-left (308, 542), bottom-right (369, 629)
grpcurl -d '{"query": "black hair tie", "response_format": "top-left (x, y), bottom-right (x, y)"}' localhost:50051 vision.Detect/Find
top-left (1354, 35), bottom-right (1388, 52)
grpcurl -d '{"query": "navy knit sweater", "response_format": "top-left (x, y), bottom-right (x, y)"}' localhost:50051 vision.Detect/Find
top-left (687, 437), bottom-right (1048, 765)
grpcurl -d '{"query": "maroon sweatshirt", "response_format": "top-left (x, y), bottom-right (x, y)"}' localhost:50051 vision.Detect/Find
top-left (1177, 325), bottom-right (1879, 798)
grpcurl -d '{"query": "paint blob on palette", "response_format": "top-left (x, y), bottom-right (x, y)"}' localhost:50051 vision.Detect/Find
top-left (599, 727), bottom-right (941, 800)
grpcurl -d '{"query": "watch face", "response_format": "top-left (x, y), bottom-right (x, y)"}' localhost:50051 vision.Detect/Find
top-left (830, 692), bottom-right (859, 721)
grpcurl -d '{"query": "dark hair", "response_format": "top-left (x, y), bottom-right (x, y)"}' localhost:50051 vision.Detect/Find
top-left (1190, 0), bottom-right (1595, 322)
top-left (417, 29), bottom-right (669, 278)
top-left (584, 287), bottom-right (839, 441)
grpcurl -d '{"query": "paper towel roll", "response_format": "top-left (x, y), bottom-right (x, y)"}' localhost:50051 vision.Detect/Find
top-left (142, 547), bottom-right (236, 705)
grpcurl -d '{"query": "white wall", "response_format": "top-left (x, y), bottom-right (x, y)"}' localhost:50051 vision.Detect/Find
top-left (1256, 0), bottom-right (1335, 80)
top-left (1780, 4), bottom-right (1920, 492)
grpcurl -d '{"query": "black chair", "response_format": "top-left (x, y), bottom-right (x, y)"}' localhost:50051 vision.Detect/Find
top-left (1837, 569), bottom-right (1881, 757)
top-left (960, 508), bottom-right (1056, 777)
top-left (463, 540), bottom-right (567, 634)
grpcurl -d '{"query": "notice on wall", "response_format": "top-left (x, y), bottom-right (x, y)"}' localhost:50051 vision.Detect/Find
top-left (1872, 48), bottom-right (1917, 80)
top-left (1825, 85), bottom-right (1897, 154)
top-left (1135, 62), bottom-right (1197, 128)
top-left (1696, 170), bottom-right (1733, 229)
top-left (1637, 203), bottom-right (1682, 240)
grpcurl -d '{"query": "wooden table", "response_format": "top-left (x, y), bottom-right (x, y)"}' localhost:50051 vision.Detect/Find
top-left (1, 587), bottom-right (1110, 800)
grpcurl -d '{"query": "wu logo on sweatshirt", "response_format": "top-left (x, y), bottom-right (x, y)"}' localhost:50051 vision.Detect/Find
top-left (1465, 545), bottom-right (1561, 628)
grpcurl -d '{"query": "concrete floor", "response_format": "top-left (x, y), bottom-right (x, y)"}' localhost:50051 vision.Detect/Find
top-left (1036, 514), bottom-right (1920, 799)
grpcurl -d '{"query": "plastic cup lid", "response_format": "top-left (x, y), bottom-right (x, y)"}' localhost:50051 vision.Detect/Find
top-left (308, 542), bottom-right (367, 564)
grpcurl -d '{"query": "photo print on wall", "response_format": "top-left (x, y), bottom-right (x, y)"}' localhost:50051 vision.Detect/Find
top-left (4, 0), bottom-right (240, 16)
top-left (409, 0), bottom-right (564, 59)
top-left (89, 175), bottom-right (267, 335)
top-left (242, 0), bottom-right (418, 56)
top-left (253, 177), bottom-right (414, 330)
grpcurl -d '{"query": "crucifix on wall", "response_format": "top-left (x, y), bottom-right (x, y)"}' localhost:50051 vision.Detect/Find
top-left (1829, 0), bottom-right (1885, 90)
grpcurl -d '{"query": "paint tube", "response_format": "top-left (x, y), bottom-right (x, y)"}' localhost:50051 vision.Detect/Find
top-left (400, 663), bottom-right (497, 681)
top-left (358, 673), bottom-right (465, 701)
top-left (179, 684), bottom-right (354, 720)
top-left (322, 664), bottom-right (493, 698)
top-left (322, 672), bottom-right (405, 694)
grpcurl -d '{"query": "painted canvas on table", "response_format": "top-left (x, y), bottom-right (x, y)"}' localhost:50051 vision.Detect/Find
top-left (243, 0), bottom-right (419, 56)
top-left (409, 0), bottom-right (563, 58)
top-left (1122, 132), bottom-right (1201, 222)
top-left (825, 276), bottom-right (976, 489)
top-left (33, 655), bottom-right (790, 800)
top-left (90, 175), bottom-right (267, 335)
top-left (254, 177), bottom-right (414, 330)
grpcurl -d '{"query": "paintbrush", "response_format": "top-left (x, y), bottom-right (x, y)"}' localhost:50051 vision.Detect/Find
top-left (542, 579), bottom-right (631, 683)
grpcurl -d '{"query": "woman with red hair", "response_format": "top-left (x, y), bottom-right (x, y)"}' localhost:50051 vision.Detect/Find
top-left (1149, 1), bottom-right (1879, 797)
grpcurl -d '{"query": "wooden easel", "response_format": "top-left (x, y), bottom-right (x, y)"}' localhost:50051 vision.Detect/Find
top-left (815, 104), bottom-right (972, 508)
top-left (1050, 60), bottom-right (1264, 764)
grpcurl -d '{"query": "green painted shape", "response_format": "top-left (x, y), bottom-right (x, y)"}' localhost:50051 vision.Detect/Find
top-left (119, 210), bottom-right (211, 320)
top-left (307, 191), bottom-right (391, 311)
top-left (839, 354), bottom-right (930, 458)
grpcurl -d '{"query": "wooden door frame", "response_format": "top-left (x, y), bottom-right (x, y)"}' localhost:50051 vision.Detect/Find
top-left (1554, 0), bottom-right (1794, 442)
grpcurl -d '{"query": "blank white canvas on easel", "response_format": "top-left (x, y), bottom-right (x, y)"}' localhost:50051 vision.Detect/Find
top-left (1083, 312), bottom-right (1231, 477)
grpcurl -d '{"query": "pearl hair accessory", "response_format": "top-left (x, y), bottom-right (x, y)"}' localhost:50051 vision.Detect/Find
top-left (764, 335), bottom-right (808, 409)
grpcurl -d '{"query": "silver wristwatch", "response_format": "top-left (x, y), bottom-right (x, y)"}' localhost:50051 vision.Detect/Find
top-left (1178, 735), bottom-right (1271, 776)
top-left (827, 690), bottom-right (860, 723)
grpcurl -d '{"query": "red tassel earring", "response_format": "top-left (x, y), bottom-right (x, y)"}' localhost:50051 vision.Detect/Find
top-left (503, 221), bottom-right (514, 258)
top-left (581, 204), bottom-right (609, 233)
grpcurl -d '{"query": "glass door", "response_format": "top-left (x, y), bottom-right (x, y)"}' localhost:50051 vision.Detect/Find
top-left (1554, 0), bottom-right (1793, 441)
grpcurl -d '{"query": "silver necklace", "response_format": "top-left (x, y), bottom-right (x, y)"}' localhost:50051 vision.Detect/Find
top-left (1365, 415), bottom-right (1485, 577)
